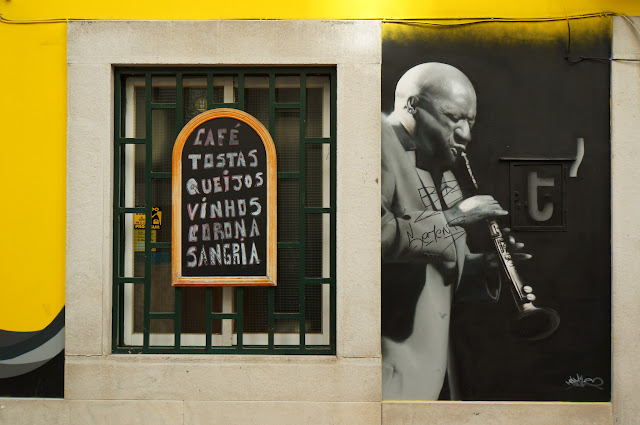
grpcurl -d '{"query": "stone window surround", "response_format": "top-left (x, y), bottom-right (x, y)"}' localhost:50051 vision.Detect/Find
top-left (62, 18), bottom-right (640, 424)
top-left (66, 20), bottom-right (382, 403)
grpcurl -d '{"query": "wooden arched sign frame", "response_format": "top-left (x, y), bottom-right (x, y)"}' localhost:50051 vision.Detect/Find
top-left (171, 109), bottom-right (277, 286)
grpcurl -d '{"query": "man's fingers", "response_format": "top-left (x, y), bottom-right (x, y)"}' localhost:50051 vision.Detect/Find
top-left (504, 231), bottom-right (525, 250)
top-left (489, 204), bottom-right (509, 215)
top-left (479, 207), bottom-right (508, 220)
top-left (486, 251), bottom-right (531, 268)
top-left (474, 195), bottom-right (495, 201)
top-left (512, 253), bottom-right (532, 261)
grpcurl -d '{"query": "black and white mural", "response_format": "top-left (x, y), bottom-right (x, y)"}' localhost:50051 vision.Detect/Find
top-left (381, 18), bottom-right (611, 401)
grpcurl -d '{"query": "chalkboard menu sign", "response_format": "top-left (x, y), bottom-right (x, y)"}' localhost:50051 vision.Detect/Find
top-left (171, 109), bottom-right (277, 286)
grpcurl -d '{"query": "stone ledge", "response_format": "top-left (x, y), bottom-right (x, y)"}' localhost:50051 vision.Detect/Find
top-left (185, 401), bottom-right (381, 425)
top-left (0, 399), bottom-right (183, 425)
top-left (382, 401), bottom-right (612, 425)
top-left (65, 355), bottom-right (381, 402)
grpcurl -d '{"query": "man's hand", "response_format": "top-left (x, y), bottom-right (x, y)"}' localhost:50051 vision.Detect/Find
top-left (486, 228), bottom-right (532, 268)
top-left (443, 195), bottom-right (508, 228)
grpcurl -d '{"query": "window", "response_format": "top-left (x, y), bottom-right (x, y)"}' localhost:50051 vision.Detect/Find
top-left (112, 68), bottom-right (336, 354)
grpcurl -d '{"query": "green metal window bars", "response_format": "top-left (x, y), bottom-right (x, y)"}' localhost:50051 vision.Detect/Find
top-left (113, 68), bottom-right (336, 354)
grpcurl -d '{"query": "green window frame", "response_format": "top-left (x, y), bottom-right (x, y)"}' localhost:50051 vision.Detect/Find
top-left (112, 67), bottom-right (336, 354)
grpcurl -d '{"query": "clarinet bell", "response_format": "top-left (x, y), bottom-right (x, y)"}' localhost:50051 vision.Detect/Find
top-left (510, 304), bottom-right (560, 341)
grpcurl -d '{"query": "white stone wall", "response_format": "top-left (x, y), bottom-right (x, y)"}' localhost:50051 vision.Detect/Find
top-left (1, 17), bottom-right (638, 425)
top-left (63, 19), bottom-right (383, 424)
top-left (611, 15), bottom-right (640, 425)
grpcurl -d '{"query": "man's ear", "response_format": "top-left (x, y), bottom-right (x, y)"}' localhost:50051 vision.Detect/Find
top-left (406, 96), bottom-right (418, 115)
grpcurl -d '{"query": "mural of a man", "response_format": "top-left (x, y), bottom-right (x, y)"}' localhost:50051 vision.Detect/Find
top-left (381, 62), bottom-right (527, 400)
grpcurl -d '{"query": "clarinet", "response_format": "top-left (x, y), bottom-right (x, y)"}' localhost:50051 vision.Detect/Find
top-left (456, 152), bottom-right (560, 340)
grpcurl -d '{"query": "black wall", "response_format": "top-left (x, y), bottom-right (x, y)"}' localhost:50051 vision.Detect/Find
top-left (382, 18), bottom-right (611, 401)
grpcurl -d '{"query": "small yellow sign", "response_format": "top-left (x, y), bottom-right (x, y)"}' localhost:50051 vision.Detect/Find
top-left (134, 213), bottom-right (145, 230)
top-left (151, 207), bottom-right (162, 230)
top-left (134, 207), bottom-right (161, 252)
top-left (134, 207), bottom-right (162, 230)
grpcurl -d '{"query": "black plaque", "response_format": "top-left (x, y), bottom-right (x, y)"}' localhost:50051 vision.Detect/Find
top-left (172, 109), bottom-right (277, 286)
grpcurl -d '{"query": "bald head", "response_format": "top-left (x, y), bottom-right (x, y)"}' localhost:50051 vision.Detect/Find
top-left (391, 63), bottom-right (477, 169)
top-left (394, 63), bottom-right (475, 113)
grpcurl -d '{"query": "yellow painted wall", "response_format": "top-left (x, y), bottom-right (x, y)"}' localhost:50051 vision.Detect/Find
top-left (0, 22), bottom-right (66, 332)
top-left (2, 0), bottom-right (640, 20)
top-left (0, 1), bottom-right (638, 332)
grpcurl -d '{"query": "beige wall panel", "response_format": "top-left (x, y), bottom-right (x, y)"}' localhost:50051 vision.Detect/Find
top-left (382, 402), bottom-right (612, 425)
top-left (336, 62), bottom-right (382, 360)
top-left (0, 399), bottom-right (183, 425)
top-left (0, 399), bottom-right (70, 424)
top-left (68, 400), bottom-right (183, 425)
top-left (612, 15), bottom-right (640, 425)
top-left (184, 401), bottom-right (381, 425)
top-left (66, 63), bottom-right (112, 356)
top-left (67, 21), bottom-right (381, 66)
top-left (65, 355), bottom-right (380, 402)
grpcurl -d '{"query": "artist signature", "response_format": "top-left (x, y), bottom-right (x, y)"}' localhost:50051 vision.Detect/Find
top-left (406, 220), bottom-right (466, 255)
top-left (565, 374), bottom-right (604, 390)
top-left (418, 181), bottom-right (462, 209)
